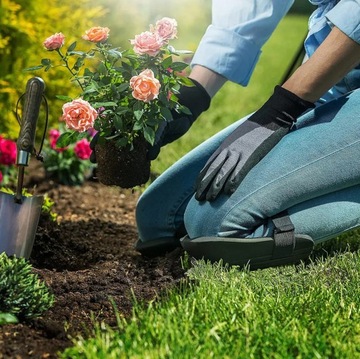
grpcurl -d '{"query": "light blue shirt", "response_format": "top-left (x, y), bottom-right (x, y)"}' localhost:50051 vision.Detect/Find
top-left (191, 0), bottom-right (360, 92)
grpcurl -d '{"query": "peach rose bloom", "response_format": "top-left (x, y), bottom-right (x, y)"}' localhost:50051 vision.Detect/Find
top-left (130, 69), bottom-right (161, 102)
top-left (62, 99), bottom-right (98, 132)
top-left (130, 31), bottom-right (163, 57)
top-left (153, 17), bottom-right (177, 41)
top-left (43, 32), bottom-right (65, 50)
top-left (82, 27), bottom-right (110, 43)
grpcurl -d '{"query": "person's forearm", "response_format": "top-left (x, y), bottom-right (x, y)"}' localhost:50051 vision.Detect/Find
top-left (189, 65), bottom-right (227, 98)
top-left (283, 26), bottom-right (360, 103)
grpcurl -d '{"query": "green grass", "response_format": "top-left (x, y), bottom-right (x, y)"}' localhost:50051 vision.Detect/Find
top-left (60, 233), bottom-right (360, 358)
top-left (60, 13), bottom-right (360, 358)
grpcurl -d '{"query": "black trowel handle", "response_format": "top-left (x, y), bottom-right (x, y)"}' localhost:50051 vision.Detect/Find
top-left (17, 77), bottom-right (45, 166)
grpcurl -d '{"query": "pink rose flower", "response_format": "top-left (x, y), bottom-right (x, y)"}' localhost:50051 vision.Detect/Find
top-left (48, 129), bottom-right (67, 152)
top-left (62, 99), bottom-right (98, 132)
top-left (43, 32), bottom-right (65, 51)
top-left (0, 170), bottom-right (3, 183)
top-left (74, 138), bottom-right (92, 160)
top-left (0, 138), bottom-right (17, 165)
top-left (130, 69), bottom-right (161, 103)
top-left (130, 31), bottom-right (163, 57)
top-left (82, 27), bottom-right (110, 43)
top-left (153, 17), bottom-right (177, 42)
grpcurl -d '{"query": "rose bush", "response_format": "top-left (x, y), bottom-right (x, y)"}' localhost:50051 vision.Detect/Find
top-left (26, 18), bottom-right (192, 151)
top-left (0, 135), bottom-right (17, 186)
top-left (42, 127), bottom-right (95, 185)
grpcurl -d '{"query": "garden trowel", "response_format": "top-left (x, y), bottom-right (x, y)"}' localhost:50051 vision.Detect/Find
top-left (0, 77), bottom-right (45, 258)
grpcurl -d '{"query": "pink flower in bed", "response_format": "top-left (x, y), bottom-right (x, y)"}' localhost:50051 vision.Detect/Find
top-left (0, 138), bottom-right (17, 165)
top-left (74, 138), bottom-right (92, 160)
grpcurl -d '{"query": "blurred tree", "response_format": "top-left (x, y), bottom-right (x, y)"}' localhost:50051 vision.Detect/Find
top-left (0, 0), bottom-right (105, 139)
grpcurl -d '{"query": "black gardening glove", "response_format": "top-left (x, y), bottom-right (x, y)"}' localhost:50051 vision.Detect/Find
top-left (147, 79), bottom-right (211, 160)
top-left (195, 86), bottom-right (315, 201)
top-left (89, 132), bottom-right (100, 163)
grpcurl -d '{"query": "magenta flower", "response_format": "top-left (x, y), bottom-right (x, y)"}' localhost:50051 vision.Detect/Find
top-left (48, 129), bottom-right (67, 152)
top-left (74, 138), bottom-right (92, 160)
top-left (0, 138), bottom-right (17, 165)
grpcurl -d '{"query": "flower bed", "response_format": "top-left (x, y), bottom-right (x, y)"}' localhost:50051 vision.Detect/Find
top-left (0, 161), bottom-right (185, 358)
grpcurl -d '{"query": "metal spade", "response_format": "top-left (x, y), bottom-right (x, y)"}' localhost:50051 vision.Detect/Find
top-left (0, 77), bottom-right (45, 258)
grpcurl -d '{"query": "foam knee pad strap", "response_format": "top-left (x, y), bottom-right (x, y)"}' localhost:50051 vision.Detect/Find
top-left (180, 212), bottom-right (314, 269)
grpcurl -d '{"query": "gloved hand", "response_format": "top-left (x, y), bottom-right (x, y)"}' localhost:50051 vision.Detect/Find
top-left (195, 85), bottom-right (315, 201)
top-left (89, 131), bottom-right (100, 163)
top-left (147, 79), bottom-right (211, 160)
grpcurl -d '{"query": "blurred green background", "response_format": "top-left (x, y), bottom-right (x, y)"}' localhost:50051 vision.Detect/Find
top-left (0, 0), bottom-right (312, 172)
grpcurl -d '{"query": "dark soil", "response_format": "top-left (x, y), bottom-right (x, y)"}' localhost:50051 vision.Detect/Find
top-left (0, 162), bottom-right (185, 359)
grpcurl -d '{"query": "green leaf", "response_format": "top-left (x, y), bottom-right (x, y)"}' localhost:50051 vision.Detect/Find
top-left (56, 95), bottom-right (73, 101)
top-left (170, 62), bottom-right (189, 72)
top-left (167, 46), bottom-right (193, 55)
top-left (115, 137), bottom-right (129, 147)
top-left (160, 107), bottom-right (173, 122)
top-left (178, 104), bottom-right (192, 116)
top-left (133, 101), bottom-right (142, 112)
top-left (84, 68), bottom-right (94, 77)
top-left (161, 56), bottom-right (173, 69)
top-left (134, 109), bottom-right (143, 121)
top-left (133, 121), bottom-right (143, 131)
top-left (56, 131), bottom-right (79, 147)
top-left (113, 115), bottom-right (123, 130)
top-left (93, 101), bottom-right (117, 107)
top-left (67, 41), bottom-right (77, 52)
top-left (179, 77), bottom-right (195, 87)
top-left (158, 92), bottom-right (169, 105)
top-left (68, 50), bottom-right (86, 57)
top-left (41, 58), bottom-right (51, 66)
top-left (117, 83), bottom-right (130, 93)
top-left (72, 57), bottom-right (85, 71)
top-left (97, 62), bottom-right (107, 75)
top-left (0, 313), bottom-right (18, 325)
top-left (23, 65), bottom-right (44, 72)
top-left (115, 107), bottom-right (129, 115)
top-left (108, 49), bottom-right (122, 59)
top-left (143, 126), bottom-right (155, 145)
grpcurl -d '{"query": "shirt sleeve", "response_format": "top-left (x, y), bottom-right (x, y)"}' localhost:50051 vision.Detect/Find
top-left (326, 0), bottom-right (360, 44)
top-left (190, 0), bottom-right (295, 85)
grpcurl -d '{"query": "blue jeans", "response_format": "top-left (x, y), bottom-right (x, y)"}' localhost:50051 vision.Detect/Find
top-left (136, 89), bottom-right (360, 245)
